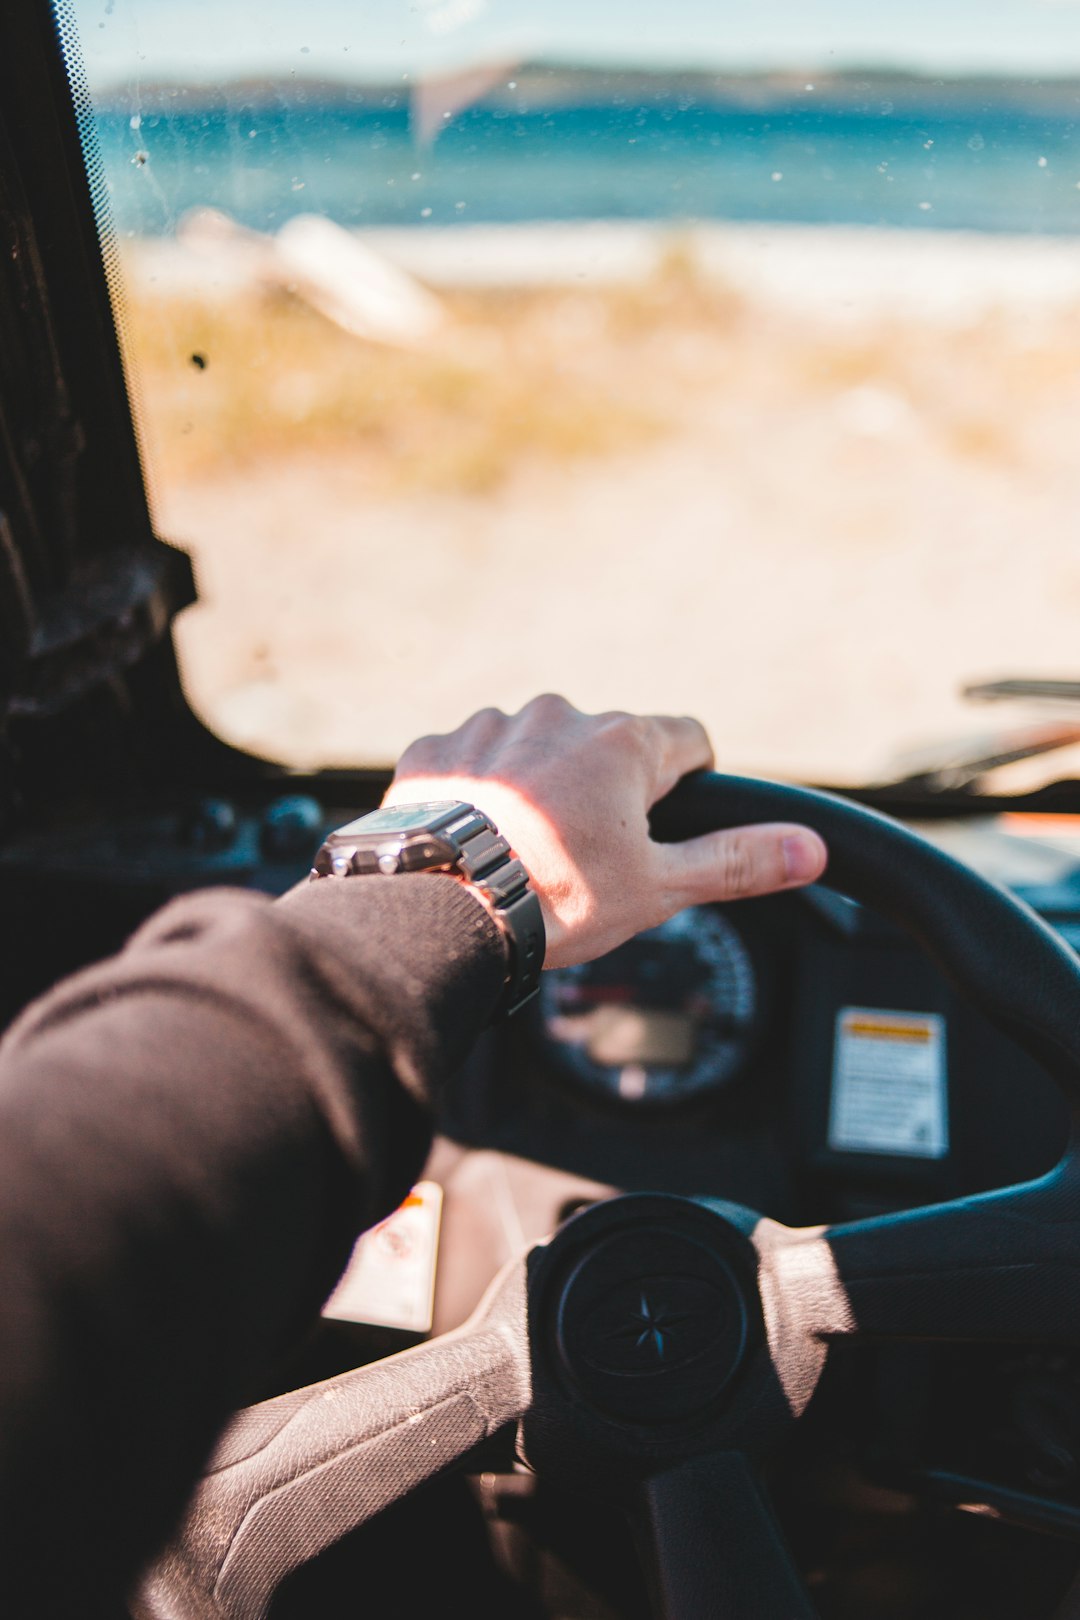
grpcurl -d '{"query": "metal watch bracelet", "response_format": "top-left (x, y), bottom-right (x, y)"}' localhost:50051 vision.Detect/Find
top-left (310, 803), bottom-right (545, 1020)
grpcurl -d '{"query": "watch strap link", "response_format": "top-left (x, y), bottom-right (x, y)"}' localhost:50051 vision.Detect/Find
top-left (443, 808), bottom-right (544, 1019)
top-left (484, 881), bottom-right (544, 1021)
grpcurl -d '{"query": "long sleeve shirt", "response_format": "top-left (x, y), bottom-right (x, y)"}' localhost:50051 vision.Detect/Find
top-left (0, 874), bottom-right (506, 1618)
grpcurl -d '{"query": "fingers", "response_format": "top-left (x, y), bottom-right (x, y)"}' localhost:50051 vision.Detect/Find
top-left (649, 715), bottom-right (716, 798)
top-left (659, 822), bottom-right (828, 907)
top-left (396, 700), bottom-right (712, 796)
top-left (393, 706), bottom-right (508, 780)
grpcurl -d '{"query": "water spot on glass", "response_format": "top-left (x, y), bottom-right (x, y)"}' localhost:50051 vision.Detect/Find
top-left (421, 207), bottom-right (432, 217)
top-left (771, 171), bottom-right (783, 182)
top-left (880, 100), bottom-right (894, 115)
top-left (129, 114), bottom-right (141, 132)
top-left (967, 133), bottom-right (985, 152)
top-left (877, 161), bottom-right (889, 173)
top-left (1038, 156), bottom-right (1048, 168)
top-left (804, 83), bottom-right (814, 92)
top-left (455, 201), bottom-right (466, 210)
top-left (300, 46), bottom-right (310, 54)
top-left (131, 150), bottom-right (148, 167)
top-left (411, 172), bottom-right (421, 181)
top-left (923, 139), bottom-right (934, 149)
top-left (248, 130), bottom-right (257, 139)
top-left (508, 80), bottom-right (517, 89)
top-left (918, 200), bottom-right (932, 210)
top-left (291, 178), bottom-right (305, 191)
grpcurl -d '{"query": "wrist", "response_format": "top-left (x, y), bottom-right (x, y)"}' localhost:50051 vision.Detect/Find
top-left (384, 777), bottom-right (565, 965)
top-left (311, 800), bottom-right (545, 1019)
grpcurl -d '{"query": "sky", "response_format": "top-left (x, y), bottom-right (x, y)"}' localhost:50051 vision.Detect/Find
top-left (70, 0), bottom-right (1080, 87)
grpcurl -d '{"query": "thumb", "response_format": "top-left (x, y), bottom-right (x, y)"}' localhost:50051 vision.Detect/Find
top-left (658, 822), bottom-right (828, 906)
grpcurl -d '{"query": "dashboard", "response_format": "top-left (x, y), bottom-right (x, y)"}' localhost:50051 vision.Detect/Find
top-left (8, 787), bottom-right (1080, 1581)
top-left (383, 812), bottom-right (1079, 1344)
top-left (1, 790), bottom-right (1075, 1319)
top-left (430, 861), bottom-right (1070, 1292)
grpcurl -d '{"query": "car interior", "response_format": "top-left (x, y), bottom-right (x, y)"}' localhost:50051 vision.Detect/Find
top-left (6, 2), bottom-right (1080, 1616)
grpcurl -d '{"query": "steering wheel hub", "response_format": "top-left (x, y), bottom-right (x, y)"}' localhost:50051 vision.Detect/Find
top-left (547, 1195), bottom-right (760, 1426)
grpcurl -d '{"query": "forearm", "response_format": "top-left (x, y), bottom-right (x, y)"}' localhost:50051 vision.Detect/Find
top-left (0, 875), bottom-right (504, 1617)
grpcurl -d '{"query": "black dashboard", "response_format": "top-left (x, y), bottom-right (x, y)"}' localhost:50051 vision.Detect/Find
top-left (2, 792), bottom-right (1073, 1243)
top-left (8, 783), bottom-right (1073, 1347)
top-left (422, 851), bottom-right (1071, 1338)
top-left (442, 822), bottom-right (1075, 1222)
top-left (8, 786), bottom-right (1080, 1593)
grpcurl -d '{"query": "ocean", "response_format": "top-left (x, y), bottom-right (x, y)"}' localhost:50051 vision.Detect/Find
top-left (91, 73), bottom-right (1080, 239)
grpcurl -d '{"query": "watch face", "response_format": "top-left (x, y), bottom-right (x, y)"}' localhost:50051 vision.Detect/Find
top-left (333, 802), bottom-right (466, 838)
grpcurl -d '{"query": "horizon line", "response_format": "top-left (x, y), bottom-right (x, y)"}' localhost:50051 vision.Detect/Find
top-left (88, 54), bottom-right (1080, 97)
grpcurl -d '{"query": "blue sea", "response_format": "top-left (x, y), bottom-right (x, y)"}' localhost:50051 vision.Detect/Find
top-left (92, 84), bottom-right (1080, 239)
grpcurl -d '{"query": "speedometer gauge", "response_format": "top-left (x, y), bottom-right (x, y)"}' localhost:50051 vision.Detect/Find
top-left (539, 908), bottom-right (757, 1107)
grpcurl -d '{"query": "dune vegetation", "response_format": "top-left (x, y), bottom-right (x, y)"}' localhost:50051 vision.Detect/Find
top-left (122, 242), bottom-right (1080, 506)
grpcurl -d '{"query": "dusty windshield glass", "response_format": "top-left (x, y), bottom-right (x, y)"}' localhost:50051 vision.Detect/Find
top-left (63, 0), bottom-right (1080, 782)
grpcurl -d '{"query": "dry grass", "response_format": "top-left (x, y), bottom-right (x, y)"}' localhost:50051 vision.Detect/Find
top-left (123, 245), bottom-right (1080, 503)
top-left (123, 278), bottom-right (667, 495)
top-left (133, 238), bottom-right (1080, 778)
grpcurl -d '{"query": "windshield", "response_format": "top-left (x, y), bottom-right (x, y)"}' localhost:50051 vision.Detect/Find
top-left (60, 0), bottom-right (1080, 782)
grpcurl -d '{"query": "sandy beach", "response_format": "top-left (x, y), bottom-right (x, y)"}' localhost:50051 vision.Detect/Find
top-left (121, 221), bottom-right (1080, 785)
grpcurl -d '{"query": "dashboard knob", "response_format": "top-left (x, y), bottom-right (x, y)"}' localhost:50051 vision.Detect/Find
top-left (177, 797), bottom-right (237, 854)
top-left (259, 794), bottom-right (325, 862)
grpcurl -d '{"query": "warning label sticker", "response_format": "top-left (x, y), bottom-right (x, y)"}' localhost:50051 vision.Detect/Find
top-left (828, 1008), bottom-right (948, 1159)
top-left (323, 1180), bottom-right (443, 1333)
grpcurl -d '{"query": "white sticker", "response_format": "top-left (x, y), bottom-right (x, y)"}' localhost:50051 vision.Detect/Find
top-left (322, 1181), bottom-right (443, 1333)
top-left (828, 1008), bottom-right (948, 1159)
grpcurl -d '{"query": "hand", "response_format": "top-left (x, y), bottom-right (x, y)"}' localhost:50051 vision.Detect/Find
top-left (384, 695), bottom-right (828, 970)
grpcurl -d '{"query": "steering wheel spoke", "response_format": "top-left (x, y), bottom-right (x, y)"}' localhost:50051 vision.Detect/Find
top-left (133, 1252), bottom-right (530, 1620)
top-left (762, 1163), bottom-right (1080, 1350)
top-left (633, 1452), bottom-right (817, 1620)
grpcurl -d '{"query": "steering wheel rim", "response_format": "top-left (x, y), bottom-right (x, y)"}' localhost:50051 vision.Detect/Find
top-left (133, 774), bottom-right (1080, 1620)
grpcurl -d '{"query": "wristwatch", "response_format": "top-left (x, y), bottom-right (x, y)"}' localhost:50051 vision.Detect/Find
top-left (310, 800), bottom-right (545, 1019)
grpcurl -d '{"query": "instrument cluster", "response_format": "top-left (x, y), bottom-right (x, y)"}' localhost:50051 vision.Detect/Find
top-left (538, 906), bottom-right (759, 1108)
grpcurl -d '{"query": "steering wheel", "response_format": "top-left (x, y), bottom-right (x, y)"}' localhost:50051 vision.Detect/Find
top-left (132, 774), bottom-right (1080, 1620)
